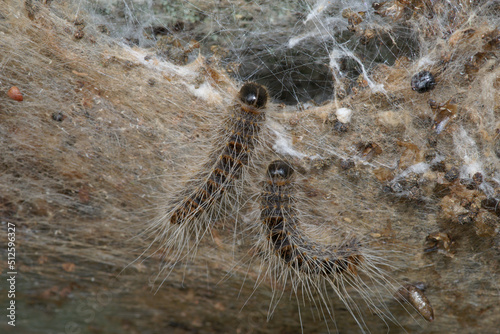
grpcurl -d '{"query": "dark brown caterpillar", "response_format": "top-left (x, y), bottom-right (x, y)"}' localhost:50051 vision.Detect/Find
top-left (257, 160), bottom-right (412, 331)
top-left (170, 82), bottom-right (269, 225)
top-left (261, 160), bottom-right (363, 275)
top-left (142, 82), bottom-right (270, 283)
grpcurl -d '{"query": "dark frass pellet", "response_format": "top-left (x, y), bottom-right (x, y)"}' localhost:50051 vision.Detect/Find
top-left (340, 159), bottom-right (355, 170)
top-left (411, 71), bottom-right (436, 93)
top-left (333, 120), bottom-right (349, 133)
top-left (460, 178), bottom-right (476, 190)
top-left (472, 172), bottom-right (483, 186)
top-left (481, 198), bottom-right (500, 216)
top-left (52, 112), bottom-right (65, 122)
top-left (444, 167), bottom-right (459, 182)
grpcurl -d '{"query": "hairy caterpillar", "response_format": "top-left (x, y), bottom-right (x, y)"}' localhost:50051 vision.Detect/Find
top-left (144, 82), bottom-right (269, 277)
top-left (170, 82), bottom-right (269, 225)
top-left (256, 160), bottom-right (408, 332)
top-left (261, 160), bottom-right (363, 275)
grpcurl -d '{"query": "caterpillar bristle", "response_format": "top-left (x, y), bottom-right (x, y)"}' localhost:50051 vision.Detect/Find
top-left (260, 159), bottom-right (363, 276)
top-left (145, 81), bottom-right (269, 281)
top-left (140, 83), bottom-right (418, 331)
top-left (252, 159), bottom-right (408, 332)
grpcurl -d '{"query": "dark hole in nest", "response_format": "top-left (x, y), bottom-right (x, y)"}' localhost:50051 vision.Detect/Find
top-left (226, 43), bottom-right (334, 105)
top-left (224, 26), bottom-right (419, 105)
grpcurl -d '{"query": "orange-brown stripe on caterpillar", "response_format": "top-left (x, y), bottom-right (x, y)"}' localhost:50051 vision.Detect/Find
top-left (261, 160), bottom-right (364, 275)
top-left (169, 82), bottom-right (268, 226)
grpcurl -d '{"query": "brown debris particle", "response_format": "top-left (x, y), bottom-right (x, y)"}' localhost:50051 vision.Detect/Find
top-left (397, 284), bottom-right (435, 322)
top-left (74, 29), bottom-right (85, 39)
top-left (7, 86), bottom-right (23, 101)
top-left (425, 231), bottom-right (454, 257)
top-left (429, 99), bottom-right (457, 134)
top-left (62, 263), bottom-right (76, 272)
top-left (356, 142), bottom-right (382, 161)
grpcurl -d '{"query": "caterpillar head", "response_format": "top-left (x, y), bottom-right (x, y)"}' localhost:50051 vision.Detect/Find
top-left (267, 160), bottom-right (294, 181)
top-left (239, 82), bottom-right (269, 109)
